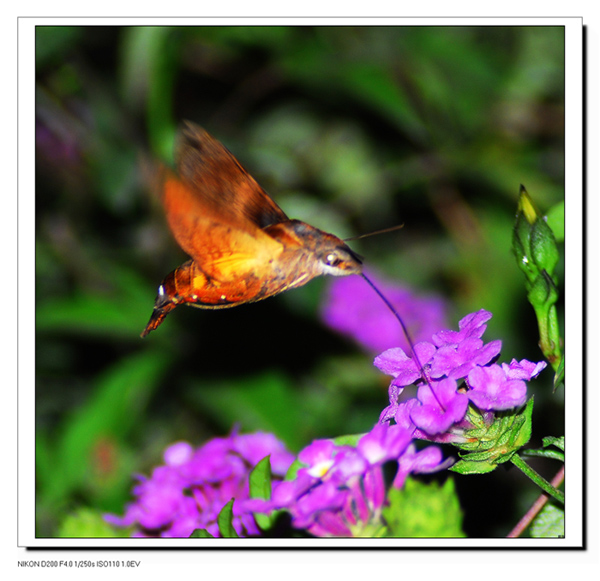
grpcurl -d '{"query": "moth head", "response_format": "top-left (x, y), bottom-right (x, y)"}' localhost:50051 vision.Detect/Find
top-left (319, 244), bottom-right (363, 276)
top-left (283, 220), bottom-right (363, 276)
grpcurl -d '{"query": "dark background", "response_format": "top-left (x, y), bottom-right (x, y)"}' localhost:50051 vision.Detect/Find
top-left (35, 25), bottom-right (565, 537)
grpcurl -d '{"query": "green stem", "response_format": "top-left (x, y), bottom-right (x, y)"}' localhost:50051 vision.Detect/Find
top-left (510, 454), bottom-right (565, 504)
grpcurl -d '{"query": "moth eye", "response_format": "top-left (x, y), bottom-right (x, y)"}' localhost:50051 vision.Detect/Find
top-left (325, 253), bottom-right (340, 266)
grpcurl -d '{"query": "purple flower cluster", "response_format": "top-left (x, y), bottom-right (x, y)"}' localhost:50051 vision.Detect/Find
top-left (106, 303), bottom-right (548, 539)
top-left (105, 431), bottom-right (294, 537)
top-left (375, 310), bottom-right (546, 439)
top-left (321, 271), bottom-right (448, 354)
top-left (251, 423), bottom-right (447, 537)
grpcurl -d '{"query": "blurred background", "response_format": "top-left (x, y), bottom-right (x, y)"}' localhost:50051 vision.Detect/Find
top-left (35, 25), bottom-right (565, 537)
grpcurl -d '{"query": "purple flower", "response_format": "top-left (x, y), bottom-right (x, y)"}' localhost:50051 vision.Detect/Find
top-left (107, 466), bottom-right (188, 532)
top-left (105, 431), bottom-right (294, 538)
top-left (502, 358), bottom-right (547, 381)
top-left (430, 337), bottom-right (502, 380)
top-left (231, 431), bottom-right (295, 475)
top-left (394, 444), bottom-right (450, 488)
top-left (298, 439), bottom-right (337, 478)
top-left (376, 310), bottom-right (547, 437)
top-left (467, 364), bottom-right (530, 411)
top-left (321, 271), bottom-right (448, 354)
top-left (357, 422), bottom-right (413, 465)
top-left (411, 378), bottom-right (470, 435)
top-left (384, 398), bottom-right (420, 431)
top-left (164, 441), bottom-right (193, 466)
top-left (263, 423), bottom-right (446, 537)
top-left (431, 309), bottom-right (492, 346)
top-left (374, 342), bottom-right (437, 389)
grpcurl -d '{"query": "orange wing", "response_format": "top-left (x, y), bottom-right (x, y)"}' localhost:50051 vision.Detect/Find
top-left (162, 175), bottom-right (287, 283)
top-left (175, 122), bottom-right (288, 229)
top-left (158, 122), bottom-right (295, 282)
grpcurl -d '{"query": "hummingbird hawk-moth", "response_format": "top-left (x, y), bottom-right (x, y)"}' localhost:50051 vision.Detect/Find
top-left (141, 122), bottom-right (363, 337)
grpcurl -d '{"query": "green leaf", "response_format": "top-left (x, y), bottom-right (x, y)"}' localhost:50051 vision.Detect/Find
top-left (58, 508), bottom-right (129, 538)
top-left (36, 264), bottom-right (159, 339)
top-left (542, 436), bottom-right (565, 452)
top-left (338, 63), bottom-right (428, 142)
top-left (191, 371), bottom-right (306, 451)
top-left (545, 200), bottom-right (565, 242)
top-left (249, 456), bottom-right (274, 531)
top-left (382, 478), bottom-right (464, 537)
top-left (522, 449), bottom-right (564, 462)
top-left (530, 503), bottom-right (564, 538)
top-left (450, 398), bottom-right (534, 474)
top-left (523, 435), bottom-right (565, 462)
top-left (35, 432), bottom-right (54, 499)
top-left (449, 459), bottom-right (498, 475)
top-left (119, 27), bottom-right (165, 106)
top-left (217, 500), bottom-right (239, 538)
top-left (331, 433), bottom-right (364, 447)
top-left (119, 26), bottom-right (180, 160)
top-left (512, 397), bottom-right (534, 450)
top-left (190, 529), bottom-right (214, 538)
top-left (36, 27), bottom-right (84, 67)
top-left (39, 349), bottom-right (169, 504)
top-left (284, 458), bottom-right (304, 482)
top-left (249, 456), bottom-right (273, 500)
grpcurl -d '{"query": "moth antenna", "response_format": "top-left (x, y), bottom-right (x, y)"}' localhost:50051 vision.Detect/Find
top-left (359, 273), bottom-right (445, 411)
top-left (344, 224), bottom-right (404, 242)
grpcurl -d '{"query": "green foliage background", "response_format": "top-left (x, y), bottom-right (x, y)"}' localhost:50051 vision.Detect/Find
top-left (35, 25), bottom-right (565, 537)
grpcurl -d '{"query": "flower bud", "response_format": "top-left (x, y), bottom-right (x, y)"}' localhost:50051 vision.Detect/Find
top-left (512, 185), bottom-right (559, 281)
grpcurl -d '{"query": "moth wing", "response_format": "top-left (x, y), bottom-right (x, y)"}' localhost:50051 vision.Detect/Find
top-left (162, 174), bottom-right (286, 282)
top-left (175, 122), bottom-right (289, 230)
